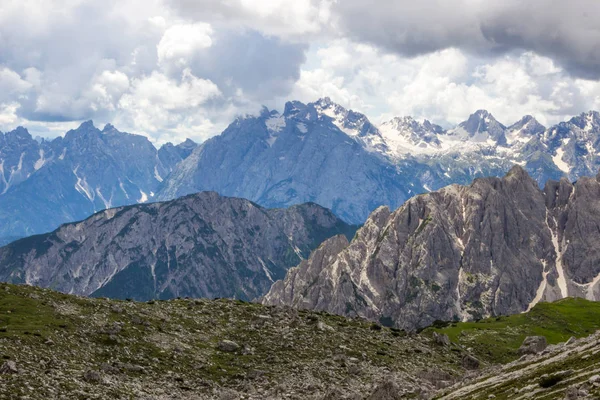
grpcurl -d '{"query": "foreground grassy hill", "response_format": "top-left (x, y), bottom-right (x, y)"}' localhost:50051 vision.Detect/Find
top-left (429, 298), bottom-right (600, 399)
top-left (427, 298), bottom-right (600, 364)
top-left (0, 283), bottom-right (465, 399)
top-left (1, 283), bottom-right (600, 399)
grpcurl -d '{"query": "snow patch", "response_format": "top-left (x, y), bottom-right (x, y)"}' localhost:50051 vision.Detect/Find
top-left (73, 167), bottom-right (94, 201)
top-left (95, 187), bottom-right (112, 209)
top-left (553, 147), bottom-right (570, 173)
top-left (266, 114), bottom-right (286, 133)
top-left (547, 213), bottom-right (568, 298)
top-left (258, 257), bottom-right (274, 283)
top-left (34, 149), bottom-right (46, 170)
top-left (525, 260), bottom-right (549, 312)
top-left (118, 179), bottom-right (129, 199)
top-left (138, 190), bottom-right (148, 203)
top-left (154, 165), bottom-right (163, 182)
top-left (59, 148), bottom-right (67, 160)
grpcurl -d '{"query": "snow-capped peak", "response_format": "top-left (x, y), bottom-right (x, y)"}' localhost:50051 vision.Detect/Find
top-left (378, 116), bottom-right (445, 156)
top-left (506, 115), bottom-right (546, 145)
top-left (448, 110), bottom-right (507, 145)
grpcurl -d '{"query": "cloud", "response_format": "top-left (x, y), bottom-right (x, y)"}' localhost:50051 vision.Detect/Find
top-left (166, 0), bottom-right (332, 37)
top-left (0, 68), bottom-right (33, 102)
top-left (116, 69), bottom-right (221, 141)
top-left (330, 0), bottom-right (600, 79)
top-left (2, 0), bottom-right (600, 143)
top-left (290, 40), bottom-right (598, 128)
top-left (157, 23), bottom-right (213, 66)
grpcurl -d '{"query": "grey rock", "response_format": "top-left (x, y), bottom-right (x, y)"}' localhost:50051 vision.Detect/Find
top-left (519, 336), bottom-right (548, 355)
top-left (366, 380), bottom-right (403, 400)
top-left (82, 369), bottom-right (102, 383)
top-left (0, 360), bottom-right (18, 374)
top-left (462, 354), bottom-right (481, 370)
top-left (218, 340), bottom-right (240, 353)
top-left (433, 332), bottom-right (451, 347)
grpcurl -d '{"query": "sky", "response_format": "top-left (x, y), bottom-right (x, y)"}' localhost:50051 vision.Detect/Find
top-left (1, 0), bottom-right (600, 145)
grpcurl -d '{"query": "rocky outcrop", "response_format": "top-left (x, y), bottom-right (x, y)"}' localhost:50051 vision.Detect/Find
top-left (263, 166), bottom-right (600, 330)
top-left (0, 192), bottom-right (356, 301)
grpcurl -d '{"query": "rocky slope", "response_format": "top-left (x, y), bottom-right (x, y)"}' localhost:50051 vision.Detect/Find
top-left (0, 122), bottom-right (196, 241)
top-left (2, 284), bottom-right (600, 399)
top-left (431, 298), bottom-right (600, 399)
top-left (263, 166), bottom-right (600, 331)
top-left (0, 192), bottom-right (356, 301)
top-left (0, 283), bottom-right (467, 399)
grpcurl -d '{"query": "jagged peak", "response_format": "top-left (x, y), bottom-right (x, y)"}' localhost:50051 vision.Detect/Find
top-left (283, 100), bottom-right (309, 117)
top-left (78, 120), bottom-right (96, 130)
top-left (178, 138), bottom-right (197, 147)
top-left (507, 115), bottom-right (546, 136)
top-left (5, 126), bottom-right (32, 140)
top-left (102, 123), bottom-right (116, 132)
top-left (505, 164), bottom-right (532, 181)
top-left (461, 109), bottom-right (505, 129)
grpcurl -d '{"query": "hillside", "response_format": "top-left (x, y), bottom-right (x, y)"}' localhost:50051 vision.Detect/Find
top-left (1, 284), bottom-right (600, 399)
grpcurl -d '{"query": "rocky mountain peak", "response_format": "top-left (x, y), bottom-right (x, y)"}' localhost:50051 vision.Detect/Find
top-left (379, 116), bottom-right (443, 154)
top-left (569, 111), bottom-right (600, 132)
top-left (102, 123), bottom-right (117, 133)
top-left (4, 126), bottom-right (33, 142)
top-left (264, 167), bottom-right (600, 331)
top-left (452, 109), bottom-right (507, 144)
top-left (65, 120), bottom-right (101, 140)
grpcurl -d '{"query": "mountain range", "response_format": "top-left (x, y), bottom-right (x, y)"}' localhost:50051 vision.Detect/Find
top-left (0, 122), bottom-right (196, 244)
top-left (157, 98), bottom-right (600, 225)
top-left (263, 166), bottom-right (600, 331)
top-left (3, 98), bottom-right (600, 240)
top-left (0, 192), bottom-right (355, 301)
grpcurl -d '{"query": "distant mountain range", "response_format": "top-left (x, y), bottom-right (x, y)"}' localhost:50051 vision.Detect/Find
top-left (263, 166), bottom-right (600, 330)
top-left (2, 98), bottom-right (600, 239)
top-left (0, 192), bottom-right (356, 301)
top-left (157, 98), bottom-right (600, 223)
top-left (0, 122), bottom-right (196, 243)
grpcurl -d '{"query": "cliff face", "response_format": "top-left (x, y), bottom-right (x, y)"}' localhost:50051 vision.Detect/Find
top-left (264, 166), bottom-right (600, 330)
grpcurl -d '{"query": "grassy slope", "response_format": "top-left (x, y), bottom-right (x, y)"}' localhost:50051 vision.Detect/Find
top-left (427, 297), bottom-right (600, 364)
top-left (0, 283), bottom-right (463, 399)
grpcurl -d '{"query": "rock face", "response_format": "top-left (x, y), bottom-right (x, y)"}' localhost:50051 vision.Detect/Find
top-left (156, 101), bottom-right (420, 224)
top-left (0, 122), bottom-right (196, 241)
top-left (0, 192), bottom-right (356, 301)
top-left (263, 166), bottom-right (600, 330)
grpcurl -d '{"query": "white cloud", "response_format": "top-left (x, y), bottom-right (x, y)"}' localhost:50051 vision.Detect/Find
top-left (291, 41), bottom-right (597, 128)
top-left (157, 23), bottom-right (213, 67)
top-left (117, 69), bottom-right (221, 138)
top-left (0, 68), bottom-right (33, 102)
top-left (80, 71), bottom-right (131, 113)
top-left (0, 103), bottom-right (21, 126)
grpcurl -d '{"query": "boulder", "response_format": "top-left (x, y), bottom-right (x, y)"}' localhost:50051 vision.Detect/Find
top-left (433, 332), bottom-right (451, 346)
top-left (519, 336), bottom-right (547, 355)
top-left (462, 354), bottom-right (480, 370)
top-left (0, 360), bottom-right (18, 374)
top-left (218, 340), bottom-right (240, 353)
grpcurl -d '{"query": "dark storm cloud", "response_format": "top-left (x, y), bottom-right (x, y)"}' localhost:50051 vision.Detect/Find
top-left (330, 0), bottom-right (600, 79)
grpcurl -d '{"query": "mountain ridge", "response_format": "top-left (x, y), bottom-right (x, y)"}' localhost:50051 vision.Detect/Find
top-left (263, 165), bottom-right (600, 331)
top-left (0, 191), bottom-right (357, 301)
